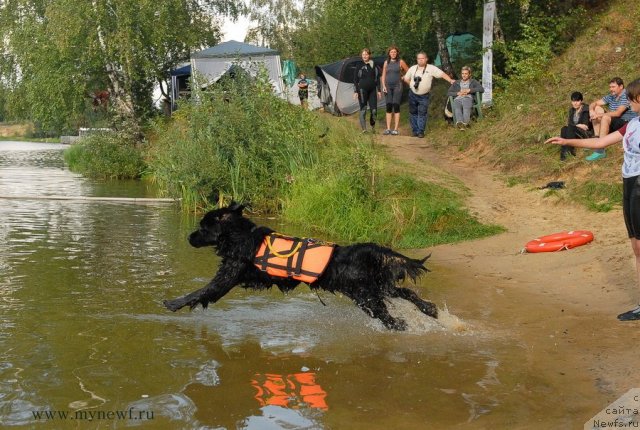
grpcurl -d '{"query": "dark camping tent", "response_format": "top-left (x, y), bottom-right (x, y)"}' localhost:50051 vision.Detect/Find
top-left (315, 56), bottom-right (387, 115)
top-left (170, 63), bottom-right (191, 111)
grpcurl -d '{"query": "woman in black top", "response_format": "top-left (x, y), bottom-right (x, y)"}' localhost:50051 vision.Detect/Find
top-left (560, 91), bottom-right (593, 161)
top-left (353, 48), bottom-right (381, 132)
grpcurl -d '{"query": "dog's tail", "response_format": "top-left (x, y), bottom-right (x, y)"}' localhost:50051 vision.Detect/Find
top-left (391, 253), bottom-right (430, 282)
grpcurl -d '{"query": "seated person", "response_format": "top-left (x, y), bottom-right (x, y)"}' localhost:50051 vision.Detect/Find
top-left (586, 77), bottom-right (638, 161)
top-left (298, 74), bottom-right (309, 109)
top-left (559, 91), bottom-right (593, 161)
top-left (447, 66), bottom-right (484, 130)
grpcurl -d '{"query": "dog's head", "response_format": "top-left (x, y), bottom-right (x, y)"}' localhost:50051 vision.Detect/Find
top-left (188, 202), bottom-right (247, 248)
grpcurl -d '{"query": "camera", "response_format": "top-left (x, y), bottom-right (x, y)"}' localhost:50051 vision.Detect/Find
top-left (413, 76), bottom-right (422, 89)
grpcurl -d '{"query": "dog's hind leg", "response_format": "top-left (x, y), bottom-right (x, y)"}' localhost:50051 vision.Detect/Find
top-left (390, 287), bottom-right (438, 318)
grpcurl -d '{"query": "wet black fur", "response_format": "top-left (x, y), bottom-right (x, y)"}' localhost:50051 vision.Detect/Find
top-left (163, 203), bottom-right (437, 330)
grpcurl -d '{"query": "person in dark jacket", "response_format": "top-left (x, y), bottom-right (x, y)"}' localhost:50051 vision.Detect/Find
top-left (559, 91), bottom-right (594, 161)
top-left (298, 74), bottom-right (309, 109)
top-left (353, 48), bottom-right (381, 132)
top-left (447, 66), bottom-right (484, 129)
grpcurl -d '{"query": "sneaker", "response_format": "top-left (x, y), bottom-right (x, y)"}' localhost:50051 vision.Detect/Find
top-left (463, 123), bottom-right (470, 128)
top-left (362, 129), bottom-right (368, 134)
top-left (455, 121), bottom-right (463, 129)
top-left (586, 151), bottom-right (606, 161)
top-left (412, 132), bottom-right (418, 137)
top-left (417, 133), bottom-right (425, 138)
top-left (383, 129), bottom-right (391, 135)
top-left (618, 305), bottom-right (640, 321)
top-left (391, 130), bottom-right (399, 135)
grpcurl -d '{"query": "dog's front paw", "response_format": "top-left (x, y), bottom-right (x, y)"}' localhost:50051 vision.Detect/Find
top-left (385, 317), bottom-right (408, 331)
top-left (163, 298), bottom-right (188, 312)
top-left (163, 299), bottom-right (181, 312)
top-left (422, 302), bottom-right (438, 319)
top-left (164, 295), bottom-right (211, 312)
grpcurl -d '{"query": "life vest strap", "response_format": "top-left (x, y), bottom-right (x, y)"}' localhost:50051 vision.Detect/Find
top-left (266, 235), bottom-right (302, 258)
top-left (294, 239), bottom-right (309, 276)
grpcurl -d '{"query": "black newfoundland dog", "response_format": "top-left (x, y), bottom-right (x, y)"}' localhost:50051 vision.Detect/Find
top-left (163, 203), bottom-right (437, 330)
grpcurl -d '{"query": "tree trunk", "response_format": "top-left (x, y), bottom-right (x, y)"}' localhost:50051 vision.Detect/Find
top-left (432, 9), bottom-right (455, 78)
top-left (93, 0), bottom-right (141, 140)
top-left (493, 1), bottom-right (506, 44)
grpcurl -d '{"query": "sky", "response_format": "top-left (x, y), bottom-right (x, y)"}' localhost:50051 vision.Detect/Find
top-left (221, 15), bottom-right (253, 42)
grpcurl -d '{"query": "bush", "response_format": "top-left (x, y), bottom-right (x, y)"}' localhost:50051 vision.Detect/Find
top-left (63, 132), bottom-right (146, 179)
top-left (147, 71), bottom-right (323, 211)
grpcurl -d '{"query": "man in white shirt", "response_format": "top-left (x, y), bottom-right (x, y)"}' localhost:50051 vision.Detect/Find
top-left (403, 52), bottom-right (454, 138)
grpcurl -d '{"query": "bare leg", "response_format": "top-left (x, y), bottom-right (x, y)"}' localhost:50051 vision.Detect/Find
top-left (592, 105), bottom-right (604, 136)
top-left (393, 112), bottom-right (400, 131)
top-left (386, 112), bottom-right (392, 130)
top-left (592, 106), bottom-right (606, 155)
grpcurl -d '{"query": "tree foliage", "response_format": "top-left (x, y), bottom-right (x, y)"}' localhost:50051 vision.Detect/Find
top-left (0, 0), bottom-right (240, 135)
top-left (247, 0), bottom-right (601, 79)
top-left (0, 0), bottom-right (603, 134)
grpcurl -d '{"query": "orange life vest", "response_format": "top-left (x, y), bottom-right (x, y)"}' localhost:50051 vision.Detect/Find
top-left (254, 233), bottom-right (335, 284)
top-left (251, 372), bottom-right (329, 410)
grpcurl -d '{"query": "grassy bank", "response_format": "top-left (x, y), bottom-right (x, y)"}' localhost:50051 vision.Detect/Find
top-left (428, 0), bottom-right (639, 212)
top-left (146, 75), bottom-right (502, 247)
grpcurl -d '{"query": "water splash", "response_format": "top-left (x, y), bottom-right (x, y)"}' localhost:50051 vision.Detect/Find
top-left (385, 298), bottom-right (471, 334)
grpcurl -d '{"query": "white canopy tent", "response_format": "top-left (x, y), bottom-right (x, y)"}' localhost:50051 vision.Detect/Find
top-left (190, 40), bottom-right (285, 98)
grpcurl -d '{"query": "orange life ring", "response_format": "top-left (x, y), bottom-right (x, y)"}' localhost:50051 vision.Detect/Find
top-left (525, 230), bottom-right (594, 253)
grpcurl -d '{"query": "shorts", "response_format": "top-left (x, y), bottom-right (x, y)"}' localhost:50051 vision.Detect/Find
top-left (611, 117), bottom-right (628, 132)
top-left (384, 83), bottom-right (402, 105)
top-left (623, 175), bottom-right (640, 239)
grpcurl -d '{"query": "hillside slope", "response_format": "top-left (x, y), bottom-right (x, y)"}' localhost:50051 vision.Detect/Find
top-left (430, 0), bottom-right (640, 210)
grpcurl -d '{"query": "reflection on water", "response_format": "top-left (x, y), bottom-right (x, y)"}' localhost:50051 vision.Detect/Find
top-left (0, 141), bottom-right (590, 429)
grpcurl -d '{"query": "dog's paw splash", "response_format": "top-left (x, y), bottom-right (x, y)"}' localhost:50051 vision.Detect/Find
top-left (437, 305), bottom-right (470, 333)
top-left (385, 299), bottom-right (470, 333)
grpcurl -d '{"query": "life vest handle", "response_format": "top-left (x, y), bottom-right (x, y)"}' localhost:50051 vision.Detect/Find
top-left (266, 235), bottom-right (302, 258)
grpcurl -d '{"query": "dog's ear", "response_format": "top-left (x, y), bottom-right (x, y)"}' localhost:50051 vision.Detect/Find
top-left (228, 201), bottom-right (245, 214)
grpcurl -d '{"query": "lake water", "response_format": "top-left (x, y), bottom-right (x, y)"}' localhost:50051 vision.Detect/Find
top-left (0, 141), bottom-right (603, 429)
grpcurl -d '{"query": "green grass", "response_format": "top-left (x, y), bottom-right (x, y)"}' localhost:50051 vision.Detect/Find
top-left (285, 166), bottom-right (503, 248)
top-left (573, 180), bottom-right (623, 212)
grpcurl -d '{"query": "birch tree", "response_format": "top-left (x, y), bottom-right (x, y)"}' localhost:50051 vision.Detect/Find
top-left (0, 0), bottom-right (239, 135)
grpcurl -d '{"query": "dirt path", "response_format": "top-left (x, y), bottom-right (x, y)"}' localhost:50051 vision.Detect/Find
top-left (378, 130), bottom-right (640, 424)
